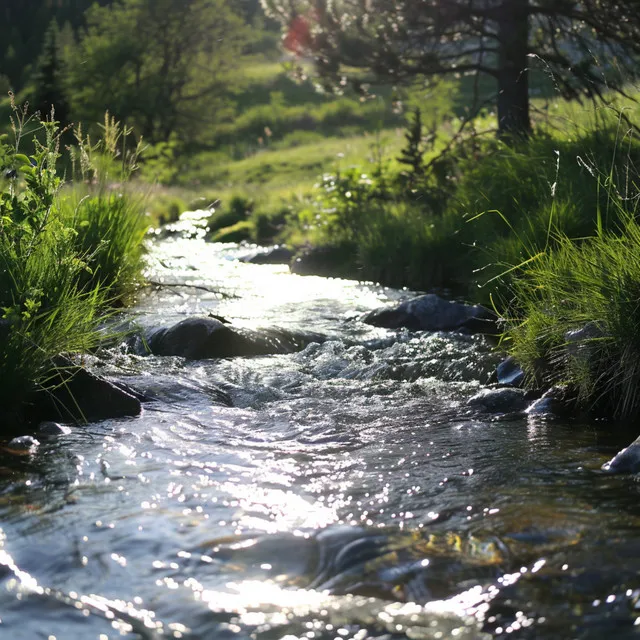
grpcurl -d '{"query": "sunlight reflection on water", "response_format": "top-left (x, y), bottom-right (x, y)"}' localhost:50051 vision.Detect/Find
top-left (0, 228), bottom-right (639, 638)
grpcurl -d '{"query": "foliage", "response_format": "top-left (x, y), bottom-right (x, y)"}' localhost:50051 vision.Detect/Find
top-left (503, 211), bottom-right (640, 419)
top-left (57, 191), bottom-right (148, 305)
top-left (207, 195), bottom-right (253, 235)
top-left (252, 201), bottom-right (292, 243)
top-left (309, 168), bottom-right (393, 241)
top-left (69, 112), bottom-right (145, 183)
top-left (140, 138), bottom-right (185, 185)
top-left (0, 105), bottom-right (104, 423)
top-left (263, 0), bottom-right (640, 137)
top-left (494, 112), bottom-right (640, 418)
top-left (215, 92), bottom-right (402, 152)
top-left (145, 191), bottom-right (187, 226)
top-left (284, 104), bottom-right (640, 296)
top-left (397, 108), bottom-right (425, 183)
top-left (0, 0), bottom-right (105, 92)
top-left (209, 220), bottom-right (254, 243)
top-left (65, 0), bottom-right (246, 143)
top-left (31, 20), bottom-right (70, 127)
top-left (66, 113), bottom-right (149, 303)
top-left (0, 103), bottom-right (148, 426)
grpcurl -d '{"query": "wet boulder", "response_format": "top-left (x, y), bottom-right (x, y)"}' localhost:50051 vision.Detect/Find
top-left (525, 386), bottom-right (576, 418)
top-left (37, 421), bottom-right (72, 436)
top-left (145, 317), bottom-right (325, 360)
top-left (467, 387), bottom-right (531, 413)
top-left (6, 435), bottom-right (39, 452)
top-left (29, 362), bottom-right (142, 424)
top-left (602, 437), bottom-right (640, 474)
top-left (565, 322), bottom-right (603, 355)
top-left (496, 356), bottom-right (525, 387)
top-left (240, 246), bottom-right (294, 265)
top-left (363, 294), bottom-right (498, 334)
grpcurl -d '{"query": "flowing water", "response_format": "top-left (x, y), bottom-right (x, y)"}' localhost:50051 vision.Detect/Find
top-left (2, 214), bottom-right (640, 639)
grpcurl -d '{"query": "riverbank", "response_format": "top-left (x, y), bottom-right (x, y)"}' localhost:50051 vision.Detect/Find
top-left (199, 100), bottom-right (640, 423)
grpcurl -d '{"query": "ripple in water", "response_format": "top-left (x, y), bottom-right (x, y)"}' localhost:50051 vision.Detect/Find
top-left (1, 233), bottom-right (640, 638)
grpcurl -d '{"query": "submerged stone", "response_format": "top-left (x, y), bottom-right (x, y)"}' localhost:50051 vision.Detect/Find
top-left (525, 386), bottom-right (575, 418)
top-left (7, 435), bottom-right (39, 451)
top-left (363, 294), bottom-right (498, 334)
top-left (467, 387), bottom-right (529, 413)
top-left (602, 438), bottom-right (640, 474)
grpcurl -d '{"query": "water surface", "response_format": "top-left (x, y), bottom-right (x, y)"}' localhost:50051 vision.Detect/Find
top-left (1, 221), bottom-right (640, 639)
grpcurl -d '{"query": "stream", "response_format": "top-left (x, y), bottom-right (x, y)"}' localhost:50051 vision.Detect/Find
top-left (2, 213), bottom-right (640, 639)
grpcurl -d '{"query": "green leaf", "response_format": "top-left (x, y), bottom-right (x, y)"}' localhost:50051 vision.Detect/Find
top-left (14, 154), bottom-right (32, 168)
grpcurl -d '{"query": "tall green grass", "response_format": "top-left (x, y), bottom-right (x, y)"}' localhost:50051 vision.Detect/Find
top-left (503, 211), bottom-right (640, 418)
top-left (284, 106), bottom-right (640, 298)
top-left (0, 107), bottom-right (148, 428)
top-left (58, 191), bottom-right (148, 305)
top-left (0, 217), bottom-right (106, 423)
top-left (496, 109), bottom-right (640, 418)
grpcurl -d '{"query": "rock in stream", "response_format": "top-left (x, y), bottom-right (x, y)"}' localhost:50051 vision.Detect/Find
top-left (142, 317), bottom-right (326, 359)
top-left (363, 294), bottom-right (498, 334)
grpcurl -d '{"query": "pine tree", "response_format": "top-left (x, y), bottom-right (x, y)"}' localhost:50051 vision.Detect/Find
top-left (263, 0), bottom-right (640, 139)
top-left (397, 108), bottom-right (424, 182)
top-left (32, 20), bottom-right (70, 126)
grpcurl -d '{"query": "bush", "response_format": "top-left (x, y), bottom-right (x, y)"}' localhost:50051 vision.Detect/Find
top-left (252, 202), bottom-right (291, 244)
top-left (0, 114), bottom-right (104, 424)
top-left (207, 194), bottom-right (253, 234)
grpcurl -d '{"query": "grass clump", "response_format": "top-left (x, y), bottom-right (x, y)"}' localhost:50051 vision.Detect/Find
top-left (0, 106), bottom-right (148, 427)
top-left (209, 219), bottom-right (254, 243)
top-left (57, 191), bottom-right (147, 305)
top-left (503, 213), bottom-right (640, 419)
top-left (207, 194), bottom-right (253, 234)
top-left (498, 115), bottom-right (640, 419)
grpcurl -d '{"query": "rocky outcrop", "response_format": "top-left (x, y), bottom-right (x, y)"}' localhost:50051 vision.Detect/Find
top-left (602, 437), bottom-right (640, 474)
top-left (363, 294), bottom-right (498, 334)
top-left (143, 317), bottom-right (325, 360)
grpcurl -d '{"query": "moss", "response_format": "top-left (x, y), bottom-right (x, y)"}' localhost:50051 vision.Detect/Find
top-left (209, 220), bottom-right (254, 243)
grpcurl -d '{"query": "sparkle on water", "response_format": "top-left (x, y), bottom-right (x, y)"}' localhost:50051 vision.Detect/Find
top-left (1, 214), bottom-right (640, 639)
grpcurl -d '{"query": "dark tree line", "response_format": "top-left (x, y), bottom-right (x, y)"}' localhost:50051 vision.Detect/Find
top-left (262, 0), bottom-right (640, 137)
top-left (1, 0), bottom-right (250, 143)
top-left (0, 0), bottom-right (112, 92)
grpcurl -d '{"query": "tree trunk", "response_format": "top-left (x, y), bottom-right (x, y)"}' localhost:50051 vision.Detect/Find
top-left (496, 0), bottom-right (531, 138)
